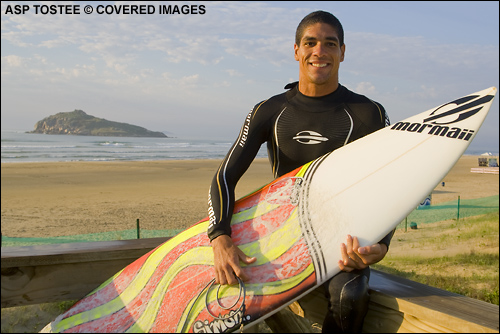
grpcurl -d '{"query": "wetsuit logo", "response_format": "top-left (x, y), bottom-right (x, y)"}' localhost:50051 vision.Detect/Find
top-left (293, 131), bottom-right (329, 145)
top-left (238, 112), bottom-right (252, 148)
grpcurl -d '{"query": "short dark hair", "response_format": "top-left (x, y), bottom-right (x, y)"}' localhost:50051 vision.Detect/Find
top-left (295, 11), bottom-right (344, 46)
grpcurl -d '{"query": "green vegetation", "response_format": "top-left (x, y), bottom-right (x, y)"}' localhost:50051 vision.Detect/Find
top-left (373, 211), bottom-right (499, 305)
top-left (1, 301), bottom-right (76, 333)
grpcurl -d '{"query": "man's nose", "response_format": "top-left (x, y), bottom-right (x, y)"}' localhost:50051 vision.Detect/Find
top-left (312, 42), bottom-right (327, 57)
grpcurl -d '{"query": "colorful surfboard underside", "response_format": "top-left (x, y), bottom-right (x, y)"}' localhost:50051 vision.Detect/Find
top-left (42, 87), bottom-right (497, 333)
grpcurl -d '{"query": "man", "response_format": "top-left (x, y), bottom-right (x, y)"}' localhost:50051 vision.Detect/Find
top-left (207, 10), bottom-right (394, 333)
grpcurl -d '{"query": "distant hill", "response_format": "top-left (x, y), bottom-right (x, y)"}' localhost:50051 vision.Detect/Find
top-left (28, 110), bottom-right (168, 138)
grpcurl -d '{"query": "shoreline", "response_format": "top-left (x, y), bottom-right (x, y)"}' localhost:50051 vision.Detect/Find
top-left (1, 152), bottom-right (498, 165)
top-left (1, 156), bottom-right (498, 239)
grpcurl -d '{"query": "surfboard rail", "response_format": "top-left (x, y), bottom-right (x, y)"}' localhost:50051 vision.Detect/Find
top-left (2, 239), bottom-right (498, 333)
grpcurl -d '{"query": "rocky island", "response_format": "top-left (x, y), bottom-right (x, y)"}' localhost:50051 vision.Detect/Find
top-left (28, 110), bottom-right (168, 138)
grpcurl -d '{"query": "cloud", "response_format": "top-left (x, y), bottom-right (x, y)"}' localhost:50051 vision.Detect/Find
top-left (1, 54), bottom-right (47, 78)
top-left (1, 54), bottom-right (23, 67)
top-left (224, 69), bottom-right (242, 77)
top-left (0, 1), bottom-right (304, 106)
top-left (344, 32), bottom-right (499, 87)
top-left (178, 74), bottom-right (200, 87)
top-left (1, 1), bottom-right (304, 69)
top-left (221, 36), bottom-right (293, 66)
top-left (355, 82), bottom-right (376, 95)
top-left (409, 85), bottom-right (439, 100)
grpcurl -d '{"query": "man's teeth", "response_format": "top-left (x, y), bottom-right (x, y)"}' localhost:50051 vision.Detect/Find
top-left (311, 63), bottom-right (327, 67)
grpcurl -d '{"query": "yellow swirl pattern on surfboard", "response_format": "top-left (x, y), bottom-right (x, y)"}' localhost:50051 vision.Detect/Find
top-left (47, 160), bottom-right (315, 333)
top-left (52, 222), bottom-right (209, 331)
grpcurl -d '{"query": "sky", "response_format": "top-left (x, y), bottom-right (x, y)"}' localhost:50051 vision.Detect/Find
top-left (1, 1), bottom-right (499, 153)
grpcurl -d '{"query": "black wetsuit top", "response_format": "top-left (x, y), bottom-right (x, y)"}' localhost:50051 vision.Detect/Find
top-left (208, 82), bottom-right (393, 247)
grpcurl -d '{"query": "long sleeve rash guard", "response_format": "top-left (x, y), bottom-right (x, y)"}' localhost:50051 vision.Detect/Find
top-left (208, 83), bottom-right (394, 247)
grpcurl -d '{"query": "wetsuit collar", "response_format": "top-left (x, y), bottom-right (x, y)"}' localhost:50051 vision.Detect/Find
top-left (288, 83), bottom-right (346, 112)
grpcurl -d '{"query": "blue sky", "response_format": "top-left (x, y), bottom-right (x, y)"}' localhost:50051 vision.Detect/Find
top-left (1, 1), bottom-right (499, 153)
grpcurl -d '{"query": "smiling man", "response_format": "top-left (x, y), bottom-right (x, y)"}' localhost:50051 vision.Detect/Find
top-left (294, 20), bottom-right (345, 96)
top-left (208, 11), bottom-right (394, 333)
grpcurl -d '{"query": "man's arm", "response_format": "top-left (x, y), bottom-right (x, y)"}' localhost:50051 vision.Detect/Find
top-left (207, 107), bottom-right (268, 241)
top-left (208, 102), bottom-right (271, 284)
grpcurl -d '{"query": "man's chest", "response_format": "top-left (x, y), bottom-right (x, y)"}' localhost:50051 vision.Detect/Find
top-left (274, 105), bottom-right (355, 160)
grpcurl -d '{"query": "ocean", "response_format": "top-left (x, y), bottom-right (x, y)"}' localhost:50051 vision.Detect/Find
top-left (1, 130), bottom-right (267, 163)
top-left (1, 130), bottom-right (496, 164)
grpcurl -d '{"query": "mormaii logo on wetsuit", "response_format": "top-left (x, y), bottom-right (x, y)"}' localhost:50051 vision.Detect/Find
top-left (390, 94), bottom-right (494, 141)
top-left (293, 130), bottom-right (329, 145)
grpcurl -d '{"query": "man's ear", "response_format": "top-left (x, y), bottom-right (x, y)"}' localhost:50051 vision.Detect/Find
top-left (294, 43), bottom-right (299, 61)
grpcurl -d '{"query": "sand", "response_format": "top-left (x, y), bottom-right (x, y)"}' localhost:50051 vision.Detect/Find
top-left (1, 155), bottom-right (498, 333)
top-left (1, 156), bottom-right (498, 239)
top-left (1, 158), bottom-right (274, 238)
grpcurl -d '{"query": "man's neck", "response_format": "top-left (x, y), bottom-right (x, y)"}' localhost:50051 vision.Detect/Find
top-left (298, 80), bottom-right (339, 97)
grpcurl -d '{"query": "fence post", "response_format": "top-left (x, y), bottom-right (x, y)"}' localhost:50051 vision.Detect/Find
top-left (136, 219), bottom-right (140, 239)
top-left (457, 196), bottom-right (460, 221)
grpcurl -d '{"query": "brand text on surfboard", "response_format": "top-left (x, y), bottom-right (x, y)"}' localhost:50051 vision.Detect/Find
top-left (4, 4), bottom-right (206, 15)
top-left (391, 93), bottom-right (495, 141)
top-left (391, 122), bottom-right (475, 141)
top-left (193, 309), bottom-right (249, 333)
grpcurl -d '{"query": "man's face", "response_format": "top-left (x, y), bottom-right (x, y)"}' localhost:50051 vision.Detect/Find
top-left (294, 22), bottom-right (345, 94)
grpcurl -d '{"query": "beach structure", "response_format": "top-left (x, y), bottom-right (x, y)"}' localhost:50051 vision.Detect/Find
top-left (2, 238), bottom-right (498, 333)
top-left (473, 154), bottom-right (499, 174)
top-left (478, 157), bottom-right (499, 167)
top-left (472, 156), bottom-right (500, 174)
top-left (478, 157), bottom-right (488, 166)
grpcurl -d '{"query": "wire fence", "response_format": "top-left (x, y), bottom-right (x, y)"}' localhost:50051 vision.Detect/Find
top-left (396, 195), bottom-right (499, 230)
top-left (1, 195), bottom-right (498, 247)
top-left (1, 228), bottom-right (183, 247)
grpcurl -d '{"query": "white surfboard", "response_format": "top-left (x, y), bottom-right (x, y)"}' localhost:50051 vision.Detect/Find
top-left (299, 86), bottom-right (497, 285)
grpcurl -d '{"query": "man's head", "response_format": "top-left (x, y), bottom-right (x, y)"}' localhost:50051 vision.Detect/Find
top-left (295, 11), bottom-right (344, 48)
top-left (294, 11), bottom-right (346, 96)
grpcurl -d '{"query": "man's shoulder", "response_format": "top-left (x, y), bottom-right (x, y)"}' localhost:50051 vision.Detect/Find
top-left (341, 85), bottom-right (388, 125)
top-left (341, 85), bottom-right (385, 113)
top-left (252, 86), bottom-right (291, 113)
top-left (341, 85), bottom-right (382, 107)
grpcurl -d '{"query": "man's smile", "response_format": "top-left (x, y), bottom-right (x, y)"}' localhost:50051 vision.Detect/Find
top-left (311, 63), bottom-right (328, 68)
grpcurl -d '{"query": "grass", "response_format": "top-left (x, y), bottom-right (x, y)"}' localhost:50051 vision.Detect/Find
top-left (1, 300), bottom-right (76, 333)
top-left (373, 211), bottom-right (499, 305)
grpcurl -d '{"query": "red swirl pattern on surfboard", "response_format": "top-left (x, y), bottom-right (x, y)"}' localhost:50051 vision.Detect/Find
top-left (46, 163), bottom-right (316, 333)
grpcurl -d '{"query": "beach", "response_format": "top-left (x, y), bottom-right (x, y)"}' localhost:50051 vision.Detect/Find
top-left (1, 155), bottom-right (498, 239)
top-left (1, 158), bottom-right (274, 239)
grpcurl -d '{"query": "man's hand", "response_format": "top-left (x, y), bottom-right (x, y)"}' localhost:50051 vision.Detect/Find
top-left (338, 235), bottom-right (388, 272)
top-left (211, 235), bottom-right (257, 285)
